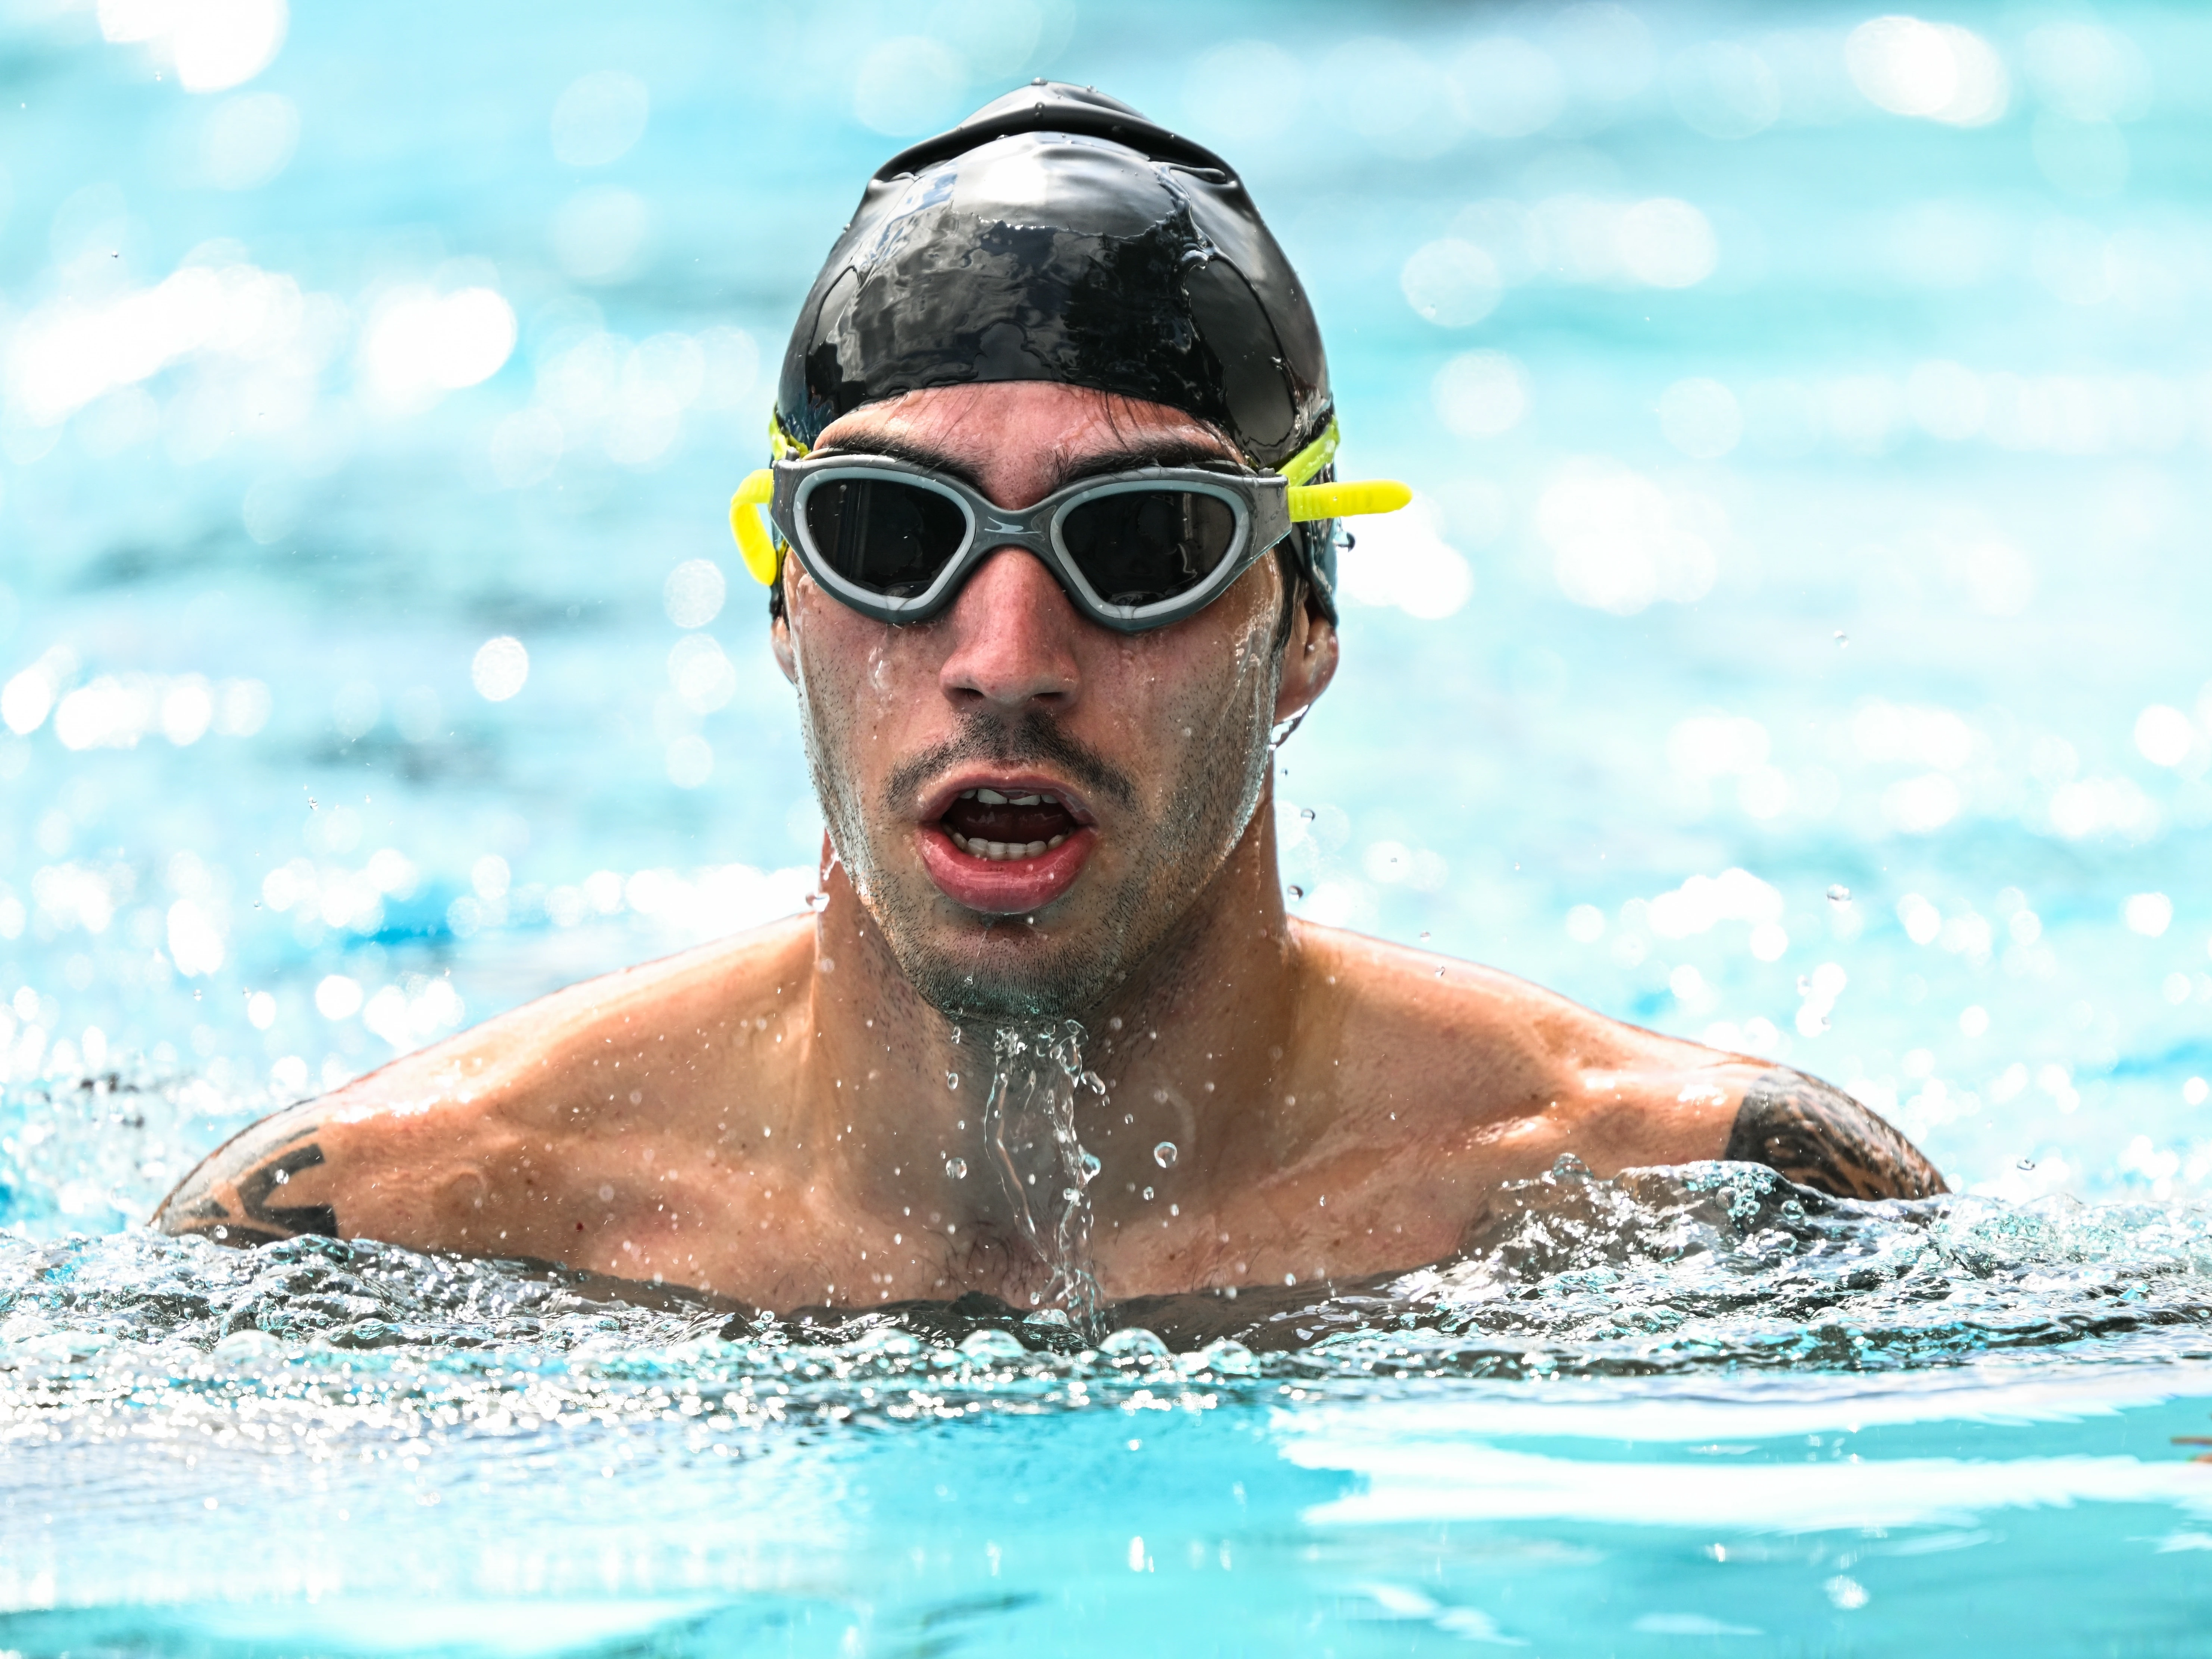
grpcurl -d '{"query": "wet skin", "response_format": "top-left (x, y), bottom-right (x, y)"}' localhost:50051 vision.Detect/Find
top-left (156, 384), bottom-right (1944, 1310)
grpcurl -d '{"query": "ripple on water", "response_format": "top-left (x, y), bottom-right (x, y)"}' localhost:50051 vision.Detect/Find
top-left (5, 1158), bottom-right (2212, 1443)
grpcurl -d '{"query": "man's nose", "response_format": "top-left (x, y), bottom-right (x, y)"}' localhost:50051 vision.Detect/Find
top-left (936, 546), bottom-right (1083, 713)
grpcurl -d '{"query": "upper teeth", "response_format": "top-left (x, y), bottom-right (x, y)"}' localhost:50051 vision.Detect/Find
top-left (959, 788), bottom-right (1060, 807)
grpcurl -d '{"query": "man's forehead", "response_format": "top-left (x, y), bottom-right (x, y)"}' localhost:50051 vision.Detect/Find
top-left (816, 383), bottom-right (1240, 467)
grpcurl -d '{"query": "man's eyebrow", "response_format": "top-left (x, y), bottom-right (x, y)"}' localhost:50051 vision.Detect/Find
top-left (807, 432), bottom-right (1247, 495)
top-left (1046, 439), bottom-right (1248, 490)
top-left (809, 432), bottom-right (988, 490)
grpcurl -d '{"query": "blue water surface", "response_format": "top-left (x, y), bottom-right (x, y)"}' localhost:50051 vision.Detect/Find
top-left (4, 0), bottom-right (2212, 1651)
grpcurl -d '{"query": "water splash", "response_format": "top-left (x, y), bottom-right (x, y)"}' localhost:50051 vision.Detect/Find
top-left (8, 1159), bottom-right (2212, 1392)
top-left (978, 1021), bottom-right (1107, 1332)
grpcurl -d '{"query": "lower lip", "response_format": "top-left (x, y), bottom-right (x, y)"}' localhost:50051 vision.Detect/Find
top-left (917, 825), bottom-right (1097, 915)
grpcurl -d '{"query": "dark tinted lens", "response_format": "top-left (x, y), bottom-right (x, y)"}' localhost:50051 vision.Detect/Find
top-left (802, 477), bottom-right (967, 598)
top-left (1058, 490), bottom-right (1240, 607)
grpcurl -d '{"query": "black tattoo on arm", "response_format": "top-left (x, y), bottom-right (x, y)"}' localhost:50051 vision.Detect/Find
top-left (1725, 1067), bottom-right (1947, 1200)
top-left (153, 1110), bottom-right (341, 1246)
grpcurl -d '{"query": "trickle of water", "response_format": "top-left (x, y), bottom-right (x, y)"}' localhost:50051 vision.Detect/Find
top-left (1153, 1141), bottom-right (1178, 1169)
top-left (982, 1022), bottom-right (1107, 1333)
top-left (945, 1157), bottom-right (968, 1180)
top-left (1827, 884), bottom-right (1851, 903)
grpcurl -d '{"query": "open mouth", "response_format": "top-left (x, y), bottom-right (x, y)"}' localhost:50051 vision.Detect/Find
top-left (938, 787), bottom-right (1082, 861)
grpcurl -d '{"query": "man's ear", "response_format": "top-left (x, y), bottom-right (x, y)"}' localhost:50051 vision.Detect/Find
top-left (1274, 595), bottom-right (1338, 725)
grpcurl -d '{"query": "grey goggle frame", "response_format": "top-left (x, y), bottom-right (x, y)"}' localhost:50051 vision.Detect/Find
top-left (768, 452), bottom-right (1294, 634)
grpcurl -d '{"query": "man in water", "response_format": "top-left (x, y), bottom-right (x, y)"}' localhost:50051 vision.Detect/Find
top-left (157, 86), bottom-right (1941, 1310)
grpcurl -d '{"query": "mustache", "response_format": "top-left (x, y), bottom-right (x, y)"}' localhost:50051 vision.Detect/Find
top-left (886, 710), bottom-right (1137, 815)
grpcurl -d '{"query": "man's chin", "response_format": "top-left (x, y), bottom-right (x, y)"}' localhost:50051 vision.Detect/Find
top-left (881, 924), bottom-right (1125, 1026)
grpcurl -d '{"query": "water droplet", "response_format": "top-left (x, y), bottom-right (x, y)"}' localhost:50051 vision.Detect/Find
top-left (1079, 1150), bottom-right (1102, 1180)
top-left (947, 1071), bottom-right (959, 1090)
top-left (1826, 884), bottom-right (1851, 904)
top-left (1435, 967), bottom-right (1446, 978)
top-left (1797, 975), bottom-right (1813, 995)
top-left (1142, 1186), bottom-right (1155, 1201)
top-left (805, 891), bottom-right (828, 912)
top-left (1153, 1141), bottom-right (1178, 1169)
top-left (1299, 807), bottom-right (1315, 821)
top-left (1419, 931), bottom-right (1430, 941)
top-left (1834, 630), bottom-right (1848, 647)
top-left (1062, 1187), bottom-right (1081, 1203)
top-left (2016, 1157), bottom-right (2036, 1171)
top-left (945, 1157), bottom-right (968, 1180)
top-left (1287, 885), bottom-right (1304, 900)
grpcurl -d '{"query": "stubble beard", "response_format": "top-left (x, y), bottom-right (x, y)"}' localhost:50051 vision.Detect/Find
top-left (794, 660), bottom-right (1281, 1026)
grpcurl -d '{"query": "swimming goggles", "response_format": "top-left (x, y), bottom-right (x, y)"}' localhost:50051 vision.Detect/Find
top-left (729, 419), bottom-right (1410, 633)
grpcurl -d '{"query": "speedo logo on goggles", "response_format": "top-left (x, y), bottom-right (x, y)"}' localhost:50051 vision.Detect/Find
top-left (728, 418), bottom-right (1410, 634)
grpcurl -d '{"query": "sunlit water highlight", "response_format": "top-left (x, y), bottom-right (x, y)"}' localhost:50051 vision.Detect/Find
top-left (6, 0), bottom-right (2212, 1648)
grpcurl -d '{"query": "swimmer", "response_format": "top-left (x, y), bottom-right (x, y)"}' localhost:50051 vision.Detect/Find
top-left (156, 85), bottom-right (1941, 1309)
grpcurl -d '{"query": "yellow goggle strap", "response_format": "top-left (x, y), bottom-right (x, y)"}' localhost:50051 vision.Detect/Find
top-left (1287, 478), bottom-right (1411, 522)
top-left (1278, 416), bottom-right (1412, 522)
top-left (732, 413), bottom-right (814, 587)
top-left (1280, 418), bottom-right (1340, 486)
top-left (729, 467), bottom-right (778, 587)
top-left (730, 412), bottom-right (1408, 587)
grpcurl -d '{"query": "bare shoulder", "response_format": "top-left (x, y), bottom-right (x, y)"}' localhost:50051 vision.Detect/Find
top-left (1289, 919), bottom-right (1700, 1097)
top-left (154, 915), bottom-right (816, 1247)
top-left (1286, 922), bottom-right (1943, 1199)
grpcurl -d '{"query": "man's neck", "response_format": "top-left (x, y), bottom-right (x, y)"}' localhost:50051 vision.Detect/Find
top-left (791, 800), bottom-right (1301, 1253)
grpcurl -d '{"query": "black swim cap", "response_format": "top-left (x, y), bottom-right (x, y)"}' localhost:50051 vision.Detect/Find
top-left (776, 82), bottom-right (1338, 614)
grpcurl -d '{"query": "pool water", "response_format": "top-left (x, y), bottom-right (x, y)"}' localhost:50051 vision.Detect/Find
top-left (5, 0), bottom-right (2212, 1650)
top-left (7, 1164), bottom-right (2212, 1653)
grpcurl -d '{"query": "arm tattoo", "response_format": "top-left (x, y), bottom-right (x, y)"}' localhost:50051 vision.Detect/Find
top-left (1725, 1067), bottom-right (1947, 1200)
top-left (153, 1112), bottom-right (341, 1246)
